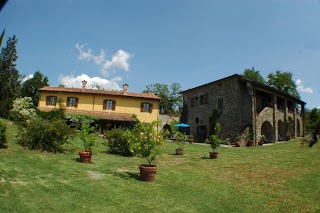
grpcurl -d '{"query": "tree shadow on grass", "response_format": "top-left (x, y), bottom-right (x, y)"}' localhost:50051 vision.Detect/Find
top-left (201, 156), bottom-right (213, 160)
top-left (113, 171), bottom-right (140, 181)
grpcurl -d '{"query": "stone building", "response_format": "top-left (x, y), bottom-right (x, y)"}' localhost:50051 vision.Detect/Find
top-left (180, 74), bottom-right (305, 145)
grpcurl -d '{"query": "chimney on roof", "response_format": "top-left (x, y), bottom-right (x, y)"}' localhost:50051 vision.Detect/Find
top-left (82, 80), bottom-right (87, 92)
top-left (123, 84), bottom-right (128, 95)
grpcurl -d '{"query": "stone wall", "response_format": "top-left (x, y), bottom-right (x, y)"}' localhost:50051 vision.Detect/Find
top-left (183, 76), bottom-right (252, 142)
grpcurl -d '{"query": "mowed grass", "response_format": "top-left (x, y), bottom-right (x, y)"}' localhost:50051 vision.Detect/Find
top-left (1, 119), bottom-right (320, 213)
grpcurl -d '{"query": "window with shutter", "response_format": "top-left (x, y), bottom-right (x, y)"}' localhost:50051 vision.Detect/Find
top-left (67, 97), bottom-right (78, 107)
top-left (104, 100), bottom-right (115, 110)
top-left (141, 102), bottom-right (152, 112)
top-left (46, 96), bottom-right (57, 106)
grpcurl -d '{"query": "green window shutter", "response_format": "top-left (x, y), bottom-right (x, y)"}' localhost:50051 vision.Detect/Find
top-left (66, 97), bottom-right (70, 107)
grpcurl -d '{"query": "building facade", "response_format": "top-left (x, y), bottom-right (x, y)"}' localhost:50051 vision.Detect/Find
top-left (38, 81), bottom-right (161, 131)
top-left (181, 74), bottom-right (305, 145)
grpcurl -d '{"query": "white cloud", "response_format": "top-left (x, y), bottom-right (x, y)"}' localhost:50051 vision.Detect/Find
top-left (21, 74), bottom-right (33, 83)
top-left (75, 43), bottom-right (133, 76)
top-left (58, 74), bottom-right (121, 91)
top-left (296, 79), bottom-right (313, 93)
top-left (101, 50), bottom-right (132, 74)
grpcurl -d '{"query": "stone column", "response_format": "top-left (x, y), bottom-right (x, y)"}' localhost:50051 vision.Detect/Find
top-left (284, 99), bottom-right (288, 140)
top-left (293, 105), bottom-right (297, 138)
top-left (273, 95), bottom-right (277, 143)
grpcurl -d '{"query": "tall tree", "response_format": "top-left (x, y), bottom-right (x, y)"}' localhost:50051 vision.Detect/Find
top-left (242, 67), bottom-right (266, 84)
top-left (267, 70), bottom-right (300, 99)
top-left (21, 71), bottom-right (49, 106)
top-left (305, 108), bottom-right (320, 134)
top-left (144, 83), bottom-right (183, 115)
top-left (0, 35), bottom-right (20, 118)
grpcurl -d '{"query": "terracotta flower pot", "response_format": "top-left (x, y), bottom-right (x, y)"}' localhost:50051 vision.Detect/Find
top-left (209, 151), bottom-right (218, 159)
top-left (78, 151), bottom-right (92, 163)
top-left (139, 164), bottom-right (157, 182)
top-left (175, 148), bottom-right (184, 155)
top-left (246, 140), bottom-right (254, 147)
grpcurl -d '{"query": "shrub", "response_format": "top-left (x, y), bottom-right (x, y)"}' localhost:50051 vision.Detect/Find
top-left (38, 109), bottom-right (65, 121)
top-left (0, 120), bottom-right (7, 148)
top-left (103, 128), bottom-right (132, 156)
top-left (18, 118), bottom-right (74, 153)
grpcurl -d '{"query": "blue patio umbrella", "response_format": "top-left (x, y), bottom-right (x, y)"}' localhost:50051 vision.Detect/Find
top-left (174, 123), bottom-right (190, 128)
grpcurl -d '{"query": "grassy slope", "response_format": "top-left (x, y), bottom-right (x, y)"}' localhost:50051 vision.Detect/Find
top-left (0, 118), bottom-right (320, 213)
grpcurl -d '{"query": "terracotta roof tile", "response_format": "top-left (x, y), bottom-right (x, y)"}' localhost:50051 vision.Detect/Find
top-left (39, 86), bottom-right (161, 100)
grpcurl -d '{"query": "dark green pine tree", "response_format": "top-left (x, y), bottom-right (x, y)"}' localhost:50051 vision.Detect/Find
top-left (21, 71), bottom-right (49, 106)
top-left (0, 35), bottom-right (20, 118)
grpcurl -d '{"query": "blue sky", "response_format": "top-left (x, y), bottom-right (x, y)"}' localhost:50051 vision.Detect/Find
top-left (1, 0), bottom-right (320, 109)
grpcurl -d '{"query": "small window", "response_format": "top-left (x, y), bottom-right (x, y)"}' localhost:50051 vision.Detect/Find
top-left (67, 97), bottom-right (78, 107)
top-left (46, 96), bottom-right (57, 106)
top-left (103, 100), bottom-right (116, 111)
top-left (218, 97), bottom-right (223, 110)
top-left (200, 93), bottom-right (208, 105)
top-left (195, 117), bottom-right (199, 124)
top-left (140, 102), bottom-right (153, 113)
top-left (191, 97), bottom-right (198, 107)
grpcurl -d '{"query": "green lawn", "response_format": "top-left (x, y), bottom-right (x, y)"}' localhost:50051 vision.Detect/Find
top-left (1, 119), bottom-right (320, 213)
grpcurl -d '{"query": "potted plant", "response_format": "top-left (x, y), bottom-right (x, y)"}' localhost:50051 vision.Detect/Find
top-left (127, 121), bottom-right (163, 182)
top-left (234, 134), bottom-right (241, 147)
top-left (205, 123), bottom-right (222, 159)
top-left (77, 122), bottom-right (97, 163)
top-left (188, 134), bottom-right (194, 143)
top-left (175, 131), bottom-right (185, 155)
top-left (246, 127), bottom-right (254, 147)
top-left (258, 134), bottom-right (265, 146)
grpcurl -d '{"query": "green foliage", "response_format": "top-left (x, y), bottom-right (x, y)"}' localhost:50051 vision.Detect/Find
top-left (125, 121), bottom-right (163, 166)
top-left (160, 128), bottom-right (171, 140)
top-left (103, 128), bottom-right (132, 156)
top-left (144, 83), bottom-right (182, 115)
top-left (306, 108), bottom-right (320, 134)
top-left (0, 35), bottom-right (20, 118)
top-left (65, 113), bottom-right (100, 127)
top-left (267, 70), bottom-right (300, 98)
top-left (38, 109), bottom-right (65, 121)
top-left (77, 122), bottom-right (97, 152)
top-left (18, 118), bottom-right (73, 153)
top-left (242, 67), bottom-right (266, 84)
top-left (205, 123), bottom-right (222, 150)
top-left (175, 131), bottom-right (186, 149)
top-left (0, 119), bottom-right (7, 148)
top-left (10, 97), bottom-right (37, 126)
top-left (21, 71), bottom-right (49, 106)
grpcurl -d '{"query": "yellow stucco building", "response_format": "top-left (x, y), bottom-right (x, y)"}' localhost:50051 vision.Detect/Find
top-left (38, 81), bottom-right (161, 131)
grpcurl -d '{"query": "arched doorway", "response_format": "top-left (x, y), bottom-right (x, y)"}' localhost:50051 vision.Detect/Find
top-left (261, 121), bottom-right (273, 143)
top-left (278, 120), bottom-right (285, 141)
